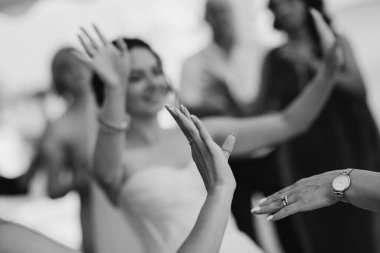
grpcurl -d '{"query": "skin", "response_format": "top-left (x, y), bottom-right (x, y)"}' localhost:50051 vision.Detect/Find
top-left (251, 169), bottom-right (380, 221)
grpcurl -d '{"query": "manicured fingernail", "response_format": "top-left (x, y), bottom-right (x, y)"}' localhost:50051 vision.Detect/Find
top-left (251, 206), bottom-right (261, 213)
top-left (258, 198), bottom-right (267, 204)
top-left (266, 215), bottom-right (273, 221)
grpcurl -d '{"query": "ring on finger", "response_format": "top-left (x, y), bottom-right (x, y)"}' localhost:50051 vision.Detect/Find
top-left (281, 195), bottom-right (289, 207)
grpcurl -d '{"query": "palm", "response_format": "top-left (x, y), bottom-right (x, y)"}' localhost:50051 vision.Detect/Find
top-left (166, 104), bottom-right (237, 193)
top-left (76, 25), bottom-right (130, 90)
top-left (91, 45), bottom-right (130, 88)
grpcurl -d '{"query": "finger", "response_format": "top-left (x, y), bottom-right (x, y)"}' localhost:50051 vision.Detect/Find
top-left (310, 8), bottom-right (335, 52)
top-left (190, 115), bottom-right (214, 150)
top-left (116, 37), bottom-right (128, 55)
top-left (252, 193), bottom-right (296, 215)
top-left (165, 104), bottom-right (193, 141)
top-left (70, 51), bottom-right (92, 68)
top-left (269, 202), bottom-right (302, 221)
top-left (93, 24), bottom-right (108, 46)
top-left (257, 184), bottom-right (294, 207)
top-left (80, 27), bottom-right (100, 50)
top-left (174, 107), bottom-right (201, 142)
top-left (180, 104), bottom-right (191, 120)
top-left (221, 133), bottom-right (237, 160)
top-left (78, 34), bottom-right (96, 58)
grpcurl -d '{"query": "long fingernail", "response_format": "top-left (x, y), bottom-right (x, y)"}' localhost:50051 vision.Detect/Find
top-left (258, 198), bottom-right (267, 204)
top-left (251, 206), bottom-right (261, 213)
top-left (266, 215), bottom-right (273, 221)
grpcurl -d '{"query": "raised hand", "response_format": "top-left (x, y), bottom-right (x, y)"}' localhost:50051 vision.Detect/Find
top-left (311, 9), bottom-right (335, 55)
top-left (251, 171), bottom-right (339, 221)
top-left (311, 8), bottom-right (345, 78)
top-left (75, 25), bottom-right (130, 90)
top-left (165, 104), bottom-right (236, 192)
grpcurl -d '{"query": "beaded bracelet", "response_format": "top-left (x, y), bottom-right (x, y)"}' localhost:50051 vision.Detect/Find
top-left (98, 114), bottom-right (131, 134)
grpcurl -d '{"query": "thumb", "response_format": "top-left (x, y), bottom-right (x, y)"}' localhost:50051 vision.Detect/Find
top-left (221, 133), bottom-right (237, 160)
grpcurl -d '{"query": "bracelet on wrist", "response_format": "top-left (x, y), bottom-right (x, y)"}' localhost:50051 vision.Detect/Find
top-left (98, 114), bottom-right (131, 134)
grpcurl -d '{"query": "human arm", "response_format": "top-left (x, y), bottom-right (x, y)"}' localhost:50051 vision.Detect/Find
top-left (0, 219), bottom-right (79, 253)
top-left (251, 169), bottom-right (380, 221)
top-left (203, 10), bottom-right (340, 156)
top-left (41, 130), bottom-right (75, 198)
top-left (166, 104), bottom-right (237, 253)
top-left (74, 26), bottom-right (130, 195)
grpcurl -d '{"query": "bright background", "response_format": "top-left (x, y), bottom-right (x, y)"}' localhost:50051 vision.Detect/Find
top-left (0, 0), bottom-right (379, 249)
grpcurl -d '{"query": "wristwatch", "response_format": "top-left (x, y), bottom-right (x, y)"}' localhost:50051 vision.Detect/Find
top-left (332, 168), bottom-right (355, 199)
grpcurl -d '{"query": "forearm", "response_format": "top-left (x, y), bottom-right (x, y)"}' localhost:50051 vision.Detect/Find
top-left (205, 75), bottom-right (334, 157)
top-left (94, 87), bottom-right (126, 186)
top-left (177, 186), bottom-right (234, 253)
top-left (342, 169), bottom-right (380, 212)
top-left (282, 70), bottom-right (334, 135)
top-left (0, 221), bottom-right (78, 253)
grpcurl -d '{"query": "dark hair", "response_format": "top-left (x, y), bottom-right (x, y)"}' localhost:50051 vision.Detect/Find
top-left (269, 0), bottom-right (332, 57)
top-left (51, 47), bottom-right (77, 95)
top-left (92, 38), bottom-right (167, 106)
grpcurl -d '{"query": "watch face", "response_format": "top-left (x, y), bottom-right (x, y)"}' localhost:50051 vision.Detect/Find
top-left (332, 175), bottom-right (350, 191)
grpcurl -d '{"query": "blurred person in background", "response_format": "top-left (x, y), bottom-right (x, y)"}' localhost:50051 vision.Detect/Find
top-left (180, 0), bottom-right (292, 251)
top-left (41, 47), bottom-right (97, 253)
top-left (39, 47), bottom-right (134, 253)
top-left (180, 0), bottom-right (258, 117)
top-left (254, 0), bottom-right (380, 252)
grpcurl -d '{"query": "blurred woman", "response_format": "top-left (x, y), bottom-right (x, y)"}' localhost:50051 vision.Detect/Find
top-left (42, 47), bottom-right (97, 253)
top-left (254, 1), bottom-right (380, 252)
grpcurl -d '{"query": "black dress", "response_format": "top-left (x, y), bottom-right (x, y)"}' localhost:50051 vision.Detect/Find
top-left (257, 45), bottom-right (380, 253)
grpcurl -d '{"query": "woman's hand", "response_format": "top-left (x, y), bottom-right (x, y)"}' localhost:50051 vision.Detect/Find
top-left (311, 8), bottom-right (344, 79)
top-left (75, 25), bottom-right (130, 90)
top-left (251, 170), bottom-right (339, 221)
top-left (166, 104), bottom-right (237, 193)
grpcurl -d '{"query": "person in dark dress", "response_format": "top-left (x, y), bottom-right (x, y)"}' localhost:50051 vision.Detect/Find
top-left (180, 1), bottom-right (307, 251)
top-left (255, 0), bottom-right (380, 252)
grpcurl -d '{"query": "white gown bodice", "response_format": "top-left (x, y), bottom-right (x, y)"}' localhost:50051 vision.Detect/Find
top-left (118, 162), bottom-right (264, 253)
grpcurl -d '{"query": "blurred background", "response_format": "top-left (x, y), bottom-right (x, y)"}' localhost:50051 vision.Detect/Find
top-left (0, 0), bottom-right (379, 249)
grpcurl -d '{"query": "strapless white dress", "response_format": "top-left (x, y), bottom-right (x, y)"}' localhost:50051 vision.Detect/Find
top-left (117, 162), bottom-right (264, 253)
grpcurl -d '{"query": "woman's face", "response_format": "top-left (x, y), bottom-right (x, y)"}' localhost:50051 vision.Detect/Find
top-left (126, 47), bottom-right (168, 117)
top-left (269, 0), bottom-right (308, 32)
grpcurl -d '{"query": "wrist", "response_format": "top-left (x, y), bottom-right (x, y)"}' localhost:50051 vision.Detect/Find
top-left (208, 184), bottom-right (235, 198)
